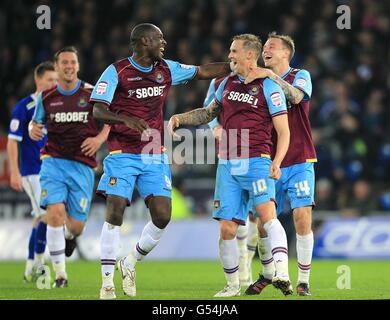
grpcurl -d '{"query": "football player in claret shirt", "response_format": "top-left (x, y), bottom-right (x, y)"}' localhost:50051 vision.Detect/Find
top-left (244, 32), bottom-right (316, 296)
top-left (168, 34), bottom-right (292, 297)
top-left (203, 77), bottom-right (258, 287)
top-left (29, 46), bottom-right (110, 288)
top-left (7, 61), bottom-right (57, 282)
top-left (90, 23), bottom-right (234, 299)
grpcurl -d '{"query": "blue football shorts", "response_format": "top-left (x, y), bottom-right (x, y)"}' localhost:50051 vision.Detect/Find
top-left (97, 152), bottom-right (172, 205)
top-left (275, 162), bottom-right (316, 215)
top-left (40, 157), bottom-right (95, 222)
top-left (213, 157), bottom-right (276, 225)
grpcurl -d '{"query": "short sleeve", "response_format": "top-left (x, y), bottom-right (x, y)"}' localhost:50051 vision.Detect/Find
top-left (8, 101), bottom-right (27, 141)
top-left (292, 69), bottom-right (312, 101)
top-left (164, 59), bottom-right (198, 85)
top-left (90, 64), bottom-right (119, 105)
top-left (214, 76), bottom-right (229, 104)
top-left (32, 93), bottom-right (46, 124)
top-left (203, 78), bottom-right (216, 107)
top-left (263, 78), bottom-right (287, 117)
top-left (203, 79), bottom-right (220, 129)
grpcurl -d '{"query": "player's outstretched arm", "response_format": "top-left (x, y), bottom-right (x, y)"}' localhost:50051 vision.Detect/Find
top-left (167, 100), bottom-right (222, 136)
top-left (195, 62), bottom-right (231, 80)
top-left (93, 103), bottom-right (149, 134)
top-left (270, 114), bottom-right (290, 180)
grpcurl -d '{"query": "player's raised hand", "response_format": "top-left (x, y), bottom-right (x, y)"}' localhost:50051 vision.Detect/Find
top-left (10, 171), bottom-right (23, 192)
top-left (269, 161), bottom-right (281, 180)
top-left (28, 121), bottom-right (45, 141)
top-left (123, 116), bottom-right (150, 135)
top-left (167, 115), bottom-right (181, 139)
top-left (245, 66), bottom-right (271, 84)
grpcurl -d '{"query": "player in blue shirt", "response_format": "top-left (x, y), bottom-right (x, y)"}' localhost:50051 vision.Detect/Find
top-left (7, 61), bottom-right (58, 282)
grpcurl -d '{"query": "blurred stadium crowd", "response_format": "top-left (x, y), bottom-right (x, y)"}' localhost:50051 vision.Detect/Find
top-left (1, 0), bottom-right (389, 216)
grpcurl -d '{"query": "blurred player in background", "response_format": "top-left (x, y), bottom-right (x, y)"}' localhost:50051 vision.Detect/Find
top-left (91, 23), bottom-right (232, 299)
top-left (29, 46), bottom-right (110, 288)
top-left (7, 61), bottom-right (57, 282)
top-left (244, 32), bottom-right (315, 296)
top-left (203, 77), bottom-right (258, 287)
top-left (168, 34), bottom-right (292, 297)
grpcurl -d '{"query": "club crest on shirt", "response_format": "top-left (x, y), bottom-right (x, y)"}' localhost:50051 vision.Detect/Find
top-left (248, 85), bottom-right (260, 96)
top-left (41, 189), bottom-right (47, 198)
top-left (155, 72), bottom-right (164, 83)
top-left (109, 177), bottom-right (117, 186)
top-left (78, 97), bottom-right (88, 108)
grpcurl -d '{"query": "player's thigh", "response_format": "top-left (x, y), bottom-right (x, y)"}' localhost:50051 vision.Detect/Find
top-left (39, 158), bottom-right (68, 208)
top-left (97, 153), bottom-right (139, 204)
top-left (136, 154), bottom-right (172, 202)
top-left (213, 161), bottom-right (248, 225)
top-left (66, 161), bottom-right (95, 222)
top-left (22, 175), bottom-right (45, 217)
top-left (286, 162), bottom-right (315, 212)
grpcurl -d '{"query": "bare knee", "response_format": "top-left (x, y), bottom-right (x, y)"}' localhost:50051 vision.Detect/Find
top-left (257, 220), bottom-right (268, 238)
top-left (149, 197), bottom-right (171, 229)
top-left (293, 206), bottom-right (312, 235)
top-left (46, 204), bottom-right (66, 227)
top-left (66, 219), bottom-right (85, 237)
top-left (220, 220), bottom-right (238, 240)
top-left (255, 201), bottom-right (276, 225)
top-left (106, 195), bottom-right (127, 226)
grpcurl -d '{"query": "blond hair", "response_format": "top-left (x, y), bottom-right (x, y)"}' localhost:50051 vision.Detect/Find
top-left (232, 34), bottom-right (262, 59)
top-left (267, 31), bottom-right (295, 61)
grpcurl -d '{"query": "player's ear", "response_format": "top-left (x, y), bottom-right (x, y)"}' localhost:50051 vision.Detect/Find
top-left (140, 36), bottom-right (149, 46)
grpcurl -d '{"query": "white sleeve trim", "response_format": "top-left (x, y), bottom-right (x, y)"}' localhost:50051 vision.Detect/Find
top-left (8, 134), bottom-right (23, 141)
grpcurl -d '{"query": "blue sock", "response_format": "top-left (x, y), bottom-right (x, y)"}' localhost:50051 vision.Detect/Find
top-left (28, 228), bottom-right (37, 260)
top-left (35, 221), bottom-right (47, 254)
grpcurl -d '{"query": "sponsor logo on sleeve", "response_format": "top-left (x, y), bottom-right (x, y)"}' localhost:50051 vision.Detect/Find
top-left (295, 78), bottom-right (307, 87)
top-left (10, 119), bottom-right (20, 132)
top-left (179, 64), bottom-right (192, 70)
top-left (270, 92), bottom-right (283, 107)
top-left (96, 81), bottom-right (108, 95)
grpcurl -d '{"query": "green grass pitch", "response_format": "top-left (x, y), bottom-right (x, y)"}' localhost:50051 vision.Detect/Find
top-left (0, 259), bottom-right (389, 300)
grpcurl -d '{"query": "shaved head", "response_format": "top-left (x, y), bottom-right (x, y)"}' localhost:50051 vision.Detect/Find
top-left (130, 23), bottom-right (161, 47)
